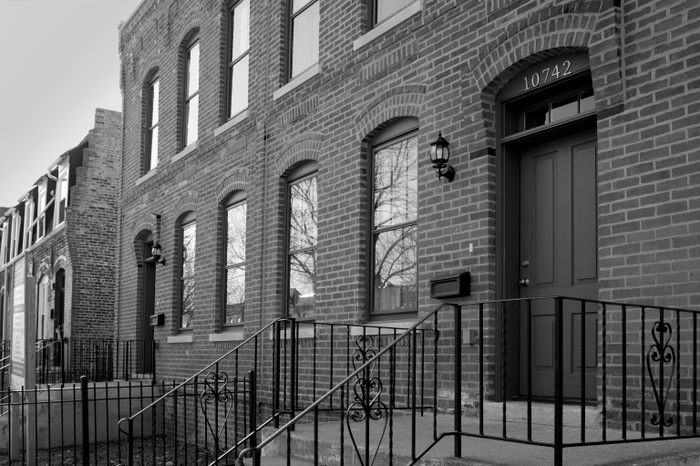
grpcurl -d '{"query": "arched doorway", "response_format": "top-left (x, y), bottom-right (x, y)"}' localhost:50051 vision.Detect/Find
top-left (141, 239), bottom-right (156, 374)
top-left (497, 53), bottom-right (599, 400)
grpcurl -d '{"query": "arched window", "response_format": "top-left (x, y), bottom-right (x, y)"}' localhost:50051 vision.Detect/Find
top-left (285, 161), bottom-right (317, 319)
top-left (179, 212), bottom-right (196, 329)
top-left (369, 118), bottom-right (418, 318)
top-left (223, 192), bottom-right (247, 325)
top-left (182, 34), bottom-right (200, 148)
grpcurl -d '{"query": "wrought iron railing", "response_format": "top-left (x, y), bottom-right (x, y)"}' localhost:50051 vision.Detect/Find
top-left (34, 338), bottom-right (156, 386)
top-left (118, 318), bottom-right (435, 466)
top-left (234, 297), bottom-right (700, 466)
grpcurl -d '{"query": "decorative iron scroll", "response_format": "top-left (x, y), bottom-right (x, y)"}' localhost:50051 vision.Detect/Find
top-left (199, 371), bottom-right (236, 454)
top-left (646, 321), bottom-right (675, 428)
top-left (346, 335), bottom-right (388, 466)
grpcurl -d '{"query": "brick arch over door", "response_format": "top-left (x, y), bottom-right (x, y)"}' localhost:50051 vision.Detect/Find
top-left (466, 4), bottom-right (623, 155)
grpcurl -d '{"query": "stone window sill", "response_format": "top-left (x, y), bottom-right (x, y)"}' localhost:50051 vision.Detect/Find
top-left (214, 109), bottom-right (249, 137)
top-left (167, 334), bottom-right (194, 344)
top-left (171, 141), bottom-right (198, 164)
top-left (353, 0), bottom-right (423, 51)
top-left (209, 329), bottom-right (245, 342)
top-left (135, 169), bottom-right (157, 186)
top-left (273, 64), bottom-right (320, 101)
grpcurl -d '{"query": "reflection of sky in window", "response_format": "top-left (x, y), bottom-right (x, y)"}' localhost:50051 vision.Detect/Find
top-left (289, 177), bottom-right (317, 251)
top-left (182, 222), bottom-right (196, 277)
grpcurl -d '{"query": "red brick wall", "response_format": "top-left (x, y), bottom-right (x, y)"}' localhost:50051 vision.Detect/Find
top-left (116, 0), bottom-right (700, 430)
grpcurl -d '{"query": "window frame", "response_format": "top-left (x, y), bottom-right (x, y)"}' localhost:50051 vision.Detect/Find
top-left (146, 75), bottom-right (160, 172)
top-left (288, 0), bottom-right (320, 82)
top-left (371, 0), bottom-right (415, 26)
top-left (179, 213), bottom-right (197, 330)
top-left (182, 37), bottom-right (200, 149)
top-left (226, 0), bottom-right (250, 120)
top-left (284, 162), bottom-right (318, 319)
top-left (222, 192), bottom-right (247, 327)
top-left (368, 120), bottom-right (419, 320)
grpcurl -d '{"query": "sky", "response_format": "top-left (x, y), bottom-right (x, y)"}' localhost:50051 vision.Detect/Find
top-left (0, 0), bottom-right (144, 208)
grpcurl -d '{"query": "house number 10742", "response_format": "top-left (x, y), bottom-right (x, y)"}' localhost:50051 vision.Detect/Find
top-left (523, 60), bottom-right (572, 90)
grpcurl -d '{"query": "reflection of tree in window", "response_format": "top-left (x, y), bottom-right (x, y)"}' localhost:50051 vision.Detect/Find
top-left (288, 175), bottom-right (317, 318)
top-left (180, 221), bottom-right (196, 328)
top-left (225, 202), bottom-right (246, 324)
top-left (373, 135), bottom-right (418, 315)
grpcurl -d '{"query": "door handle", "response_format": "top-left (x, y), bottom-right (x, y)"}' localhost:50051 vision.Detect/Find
top-left (518, 278), bottom-right (530, 286)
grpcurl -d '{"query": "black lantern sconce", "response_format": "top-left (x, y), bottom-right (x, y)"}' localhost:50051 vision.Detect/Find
top-left (429, 132), bottom-right (455, 182)
top-left (151, 240), bottom-right (166, 265)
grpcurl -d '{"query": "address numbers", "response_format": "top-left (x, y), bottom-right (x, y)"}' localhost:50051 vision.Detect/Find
top-left (522, 60), bottom-right (572, 91)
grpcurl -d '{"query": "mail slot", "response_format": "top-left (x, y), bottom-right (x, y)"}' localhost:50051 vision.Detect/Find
top-left (150, 313), bottom-right (165, 326)
top-left (429, 271), bottom-right (471, 299)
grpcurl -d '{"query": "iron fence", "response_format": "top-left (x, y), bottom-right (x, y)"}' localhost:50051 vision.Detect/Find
top-left (1, 340), bottom-right (9, 392)
top-left (235, 297), bottom-right (700, 466)
top-left (0, 376), bottom-right (161, 465)
top-left (34, 338), bottom-right (156, 386)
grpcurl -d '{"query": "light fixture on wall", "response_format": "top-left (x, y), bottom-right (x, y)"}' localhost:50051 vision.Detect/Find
top-left (151, 241), bottom-right (166, 265)
top-left (429, 132), bottom-right (455, 182)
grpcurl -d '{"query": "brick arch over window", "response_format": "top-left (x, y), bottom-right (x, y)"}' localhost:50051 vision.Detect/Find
top-left (216, 171), bottom-right (250, 204)
top-left (353, 86), bottom-right (425, 139)
top-left (274, 133), bottom-right (323, 177)
top-left (467, 3), bottom-right (623, 156)
top-left (172, 197), bottom-right (199, 222)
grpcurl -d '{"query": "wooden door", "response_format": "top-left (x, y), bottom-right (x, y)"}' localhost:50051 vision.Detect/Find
top-left (142, 242), bottom-right (156, 373)
top-left (518, 130), bottom-right (598, 400)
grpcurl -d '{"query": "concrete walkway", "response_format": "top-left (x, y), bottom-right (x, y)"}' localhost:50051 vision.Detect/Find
top-left (258, 402), bottom-right (700, 465)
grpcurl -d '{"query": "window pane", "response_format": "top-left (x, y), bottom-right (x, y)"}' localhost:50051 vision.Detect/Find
top-left (292, 0), bottom-right (314, 14)
top-left (149, 126), bottom-right (159, 171)
top-left (376, 0), bottom-right (412, 24)
top-left (289, 250), bottom-right (315, 319)
top-left (181, 277), bottom-right (195, 328)
top-left (230, 54), bottom-right (249, 117)
top-left (186, 93), bottom-right (199, 146)
top-left (374, 225), bottom-right (417, 313)
top-left (289, 176), bottom-right (317, 251)
top-left (550, 94), bottom-right (578, 123)
top-left (182, 222), bottom-right (196, 277)
top-left (227, 202), bottom-right (247, 265)
top-left (373, 136), bottom-right (417, 229)
top-left (187, 42), bottom-right (200, 97)
top-left (231, 0), bottom-right (249, 61)
top-left (150, 79), bottom-right (160, 125)
top-left (580, 89), bottom-right (595, 113)
top-left (225, 265), bottom-right (245, 324)
top-left (291, 1), bottom-right (319, 78)
top-left (524, 105), bottom-right (549, 130)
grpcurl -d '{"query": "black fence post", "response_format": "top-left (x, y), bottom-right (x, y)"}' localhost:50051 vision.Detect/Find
top-left (554, 298), bottom-right (563, 466)
top-left (81, 376), bottom-right (90, 466)
top-left (453, 304), bottom-right (462, 458)
top-left (249, 370), bottom-right (260, 466)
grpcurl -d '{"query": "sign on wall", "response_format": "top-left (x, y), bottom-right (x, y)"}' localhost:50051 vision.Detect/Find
top-left (10, 257), bottom-right (25, 390)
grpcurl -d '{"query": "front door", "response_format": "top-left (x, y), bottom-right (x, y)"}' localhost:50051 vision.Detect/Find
top-left (142, 242), bottom-right (156, 373)
top-left (517, 129), bottom-right (598, 400)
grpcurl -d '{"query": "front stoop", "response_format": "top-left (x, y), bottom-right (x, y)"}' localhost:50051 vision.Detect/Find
top-left (253, 403), bottom-right (700, 465)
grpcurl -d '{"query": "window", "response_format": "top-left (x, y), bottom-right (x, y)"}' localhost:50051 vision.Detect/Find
top-left (228, 0), bottom-right (250, 118)
top-left (37, 184), bottom-right (47, 239)
top-left (370, 121), bottom-right (418, 317)
top-left (179, 214), bottom-right (196, 329)
top-left (146, 77), bottom-right (160, 171)
top-left (223, 194), bottom-right (247, 325)
top-left (289, 0), bottom-right (319, 80)
top-left (373, 0), bottom-right (413, 25)
top-left (56, 165), bottom-right (69, 225)
top-left (286, 164), bottom-right (317, 318)
top-left (183, 39), bottom-right (200, 148)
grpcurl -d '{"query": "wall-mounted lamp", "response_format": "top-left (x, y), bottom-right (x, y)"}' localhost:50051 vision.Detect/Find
top-left (150, 241), bottom-right (166, 265)
top-left (429, 132), bottom-right (455, 182)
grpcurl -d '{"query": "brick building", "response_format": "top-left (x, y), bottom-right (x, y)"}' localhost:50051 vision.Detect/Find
top-left (115, 0), bottom-right (699, 423)
top-left (0, 109), bottom-right (122, 383)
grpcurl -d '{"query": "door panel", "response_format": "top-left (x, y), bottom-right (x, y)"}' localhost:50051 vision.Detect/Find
top-left (518, 130), bottom-right (598, 400)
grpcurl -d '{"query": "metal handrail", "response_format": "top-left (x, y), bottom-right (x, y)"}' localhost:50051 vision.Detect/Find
top-left (232, 302), bottom-right (457, 465)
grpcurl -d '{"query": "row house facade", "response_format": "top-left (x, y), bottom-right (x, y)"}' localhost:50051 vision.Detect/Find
top-left (116, 0), bottom-right (699, 427)
top-left (0, 109), bottom-right (122, 385)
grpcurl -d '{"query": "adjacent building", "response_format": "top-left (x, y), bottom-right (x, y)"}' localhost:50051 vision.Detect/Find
top-left (0, 109), bottom-right (122, 384)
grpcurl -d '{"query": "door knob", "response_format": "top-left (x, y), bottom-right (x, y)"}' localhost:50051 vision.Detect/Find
top-left (518, 278), bottom-right (530, 286)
